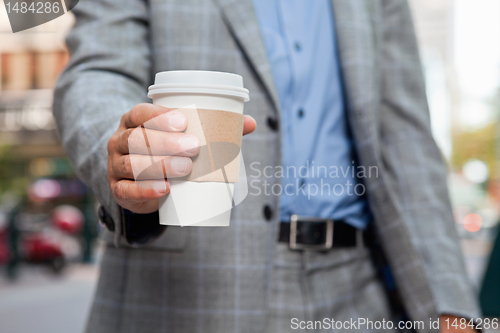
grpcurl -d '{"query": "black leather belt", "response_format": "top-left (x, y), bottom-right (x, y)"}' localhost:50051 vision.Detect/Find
top-left (278, 215), bottom-right (363, 250)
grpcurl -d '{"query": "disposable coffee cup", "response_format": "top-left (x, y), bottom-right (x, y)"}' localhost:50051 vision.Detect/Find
top-left (147, 70), bottom-right (250, 227)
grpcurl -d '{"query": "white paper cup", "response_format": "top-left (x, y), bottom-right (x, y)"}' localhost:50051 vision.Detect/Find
top-left (148, 71), bottom-right (250, 227)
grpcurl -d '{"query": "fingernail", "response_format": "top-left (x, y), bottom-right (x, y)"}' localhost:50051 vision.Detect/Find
top-left (180, 136), bottom-right (199, 154)
top-left (171, 157), bottom-right (188, 175)
top-left (153, 181), bottom-right (166, 194)
top-left (169, 113), bottom-right (186, 130)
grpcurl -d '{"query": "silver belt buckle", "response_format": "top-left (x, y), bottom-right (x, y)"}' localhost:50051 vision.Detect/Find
top-left (289, 214), bottom-right (334, 251)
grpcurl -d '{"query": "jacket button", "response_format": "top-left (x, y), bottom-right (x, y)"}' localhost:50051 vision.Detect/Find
top-left (263, 205), bottom-right (273, 221)
top-left (267, 116), bottom-right (278, 131)
top-left (98, 205), bottom-right (115, 232)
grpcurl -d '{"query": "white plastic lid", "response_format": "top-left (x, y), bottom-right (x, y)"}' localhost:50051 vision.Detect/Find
top-left (148, 70), bottom-right (250, 101)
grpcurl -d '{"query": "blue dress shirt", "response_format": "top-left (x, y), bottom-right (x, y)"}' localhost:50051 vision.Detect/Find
top-left (252, 0), bottom-right (371, 229)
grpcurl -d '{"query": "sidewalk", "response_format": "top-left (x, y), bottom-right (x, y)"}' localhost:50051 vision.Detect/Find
top-left (0, 263), bottom-right (99, 333)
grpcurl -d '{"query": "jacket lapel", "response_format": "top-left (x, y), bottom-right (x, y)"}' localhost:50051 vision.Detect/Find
top-left (212, 0), bottom-right (280, 113)
top-left (331, 0), bottom-right (438, 322)
top-left (330, 0), bottom-right (379, 151)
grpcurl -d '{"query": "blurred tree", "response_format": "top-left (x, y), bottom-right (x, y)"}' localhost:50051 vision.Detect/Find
top-left (451, 123), bottom-right (498, 179)
top-left (452, 85), bottom-right (500, 180)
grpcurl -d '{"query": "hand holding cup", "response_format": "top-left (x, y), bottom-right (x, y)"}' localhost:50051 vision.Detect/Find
top-left (107, 103), bottom-right (256, 214)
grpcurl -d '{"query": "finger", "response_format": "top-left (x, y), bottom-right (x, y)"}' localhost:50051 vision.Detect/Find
top-left (119, 128), bottom-right (200, 156)
top-left (112, 179), bottom-right (170, 203)
top-left (122, 104), bottom-right (187, 132)
top-left (114, 155), bottom-right (193, 180)
top-left (243, 115), bottom-right (257, 135)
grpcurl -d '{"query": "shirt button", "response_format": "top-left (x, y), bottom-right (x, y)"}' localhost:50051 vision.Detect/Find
top-left (298, 109), bottom-right (304, 118)
top-left (294, 41), bottom-right (302, 52)
top-left (267, 116), bottom-right (279, 131)
top-left (263, 205), bottom-right (273, 221)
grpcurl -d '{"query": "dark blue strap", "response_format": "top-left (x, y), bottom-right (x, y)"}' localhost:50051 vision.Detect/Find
top-left (123, 209), bottom-right (166, 245)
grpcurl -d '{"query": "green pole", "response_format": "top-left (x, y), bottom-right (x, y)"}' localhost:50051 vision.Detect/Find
top-left (7, 202), bottom-right (22, 280)
top-left (81, 192), bottom-right (95, 263)
top-left (480, 227), bottom-right (500, 317)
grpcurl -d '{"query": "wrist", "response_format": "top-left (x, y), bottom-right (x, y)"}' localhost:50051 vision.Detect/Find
top-left (122, 208), bottom-right (167, 245)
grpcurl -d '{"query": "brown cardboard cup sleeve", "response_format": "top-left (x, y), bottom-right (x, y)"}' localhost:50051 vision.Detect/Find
top-left (177, 108), bottom-right (244, 183)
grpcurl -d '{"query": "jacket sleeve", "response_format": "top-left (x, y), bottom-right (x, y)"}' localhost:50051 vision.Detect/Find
top-left (379, 0), bottom-right (481, 320)
top-left (53, 0), bottom-right (158, 246)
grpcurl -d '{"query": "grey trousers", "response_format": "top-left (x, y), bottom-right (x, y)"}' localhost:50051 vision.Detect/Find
top-left (86, 242), bottom-right (396, 333)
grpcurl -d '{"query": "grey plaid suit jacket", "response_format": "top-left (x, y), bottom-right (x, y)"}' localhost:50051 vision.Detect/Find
top-left (54, 0), bottom-right (481, 331)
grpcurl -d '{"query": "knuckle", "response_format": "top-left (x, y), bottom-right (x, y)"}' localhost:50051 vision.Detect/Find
top-left (107, 160), bottom-right (114, 179)
top-left (149, 160), bottom-right (162, 177)
top-left (107, 136), bottom-right (115, 154)
top-left (115, 132), bottom-right (126, 153)
top-left (127, 128), bottom-right (143, 150)
top-left (114, 182), bottom-right (126, 201)
top-left (161, 132), bottom-right (173, 152)
top-left (120, 111), bottom-right (129, 125)
top-left (131, 103), bottom-right (150, 125)
top-left (185, 157), bottom-right (193, 173)
top-left (129, 105), bottom-right (142, 125)
top-left (156, 112), bottom-right (171, 129)
top-left (121, 156), bottom-right (132, 177)
top-left (107, 131), bottom-right (122, 154)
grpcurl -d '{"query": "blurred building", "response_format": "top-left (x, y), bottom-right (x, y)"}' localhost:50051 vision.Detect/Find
top-left (0, 5), bottom-right (73, 159)
top-left (409, 0), bottom-right (456, 159)
top-left (0, 8), bottom-right (98, 271)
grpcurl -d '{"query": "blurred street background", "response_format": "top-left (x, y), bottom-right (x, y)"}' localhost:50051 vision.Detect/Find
top-left (0, 0), bottom-right (500, 332)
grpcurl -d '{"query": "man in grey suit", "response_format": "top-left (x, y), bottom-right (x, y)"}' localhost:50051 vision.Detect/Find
top-left (54, 0), bottom-right (481, 332)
